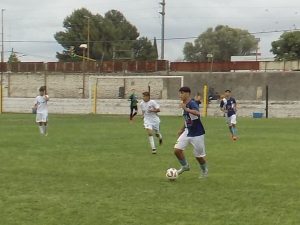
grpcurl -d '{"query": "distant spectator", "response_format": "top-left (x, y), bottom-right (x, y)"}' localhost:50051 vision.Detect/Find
top-left (193, 92), bottom-right (202, 106)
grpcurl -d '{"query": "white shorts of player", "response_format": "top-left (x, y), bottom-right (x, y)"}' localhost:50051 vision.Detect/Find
top-left (174, 129), bottom-right (206, 158)
top-left (144, 121), bottom-right (160, 132)
top-left (36, 113), bottom-right (48, 123)
top-left (226, 114), bottom-right (237, 125)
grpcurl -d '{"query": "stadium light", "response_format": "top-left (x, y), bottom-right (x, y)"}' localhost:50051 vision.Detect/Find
top-left (207, 53), bottom-right (214, 73)
top-left (1, 9), bottom-right (5, 114)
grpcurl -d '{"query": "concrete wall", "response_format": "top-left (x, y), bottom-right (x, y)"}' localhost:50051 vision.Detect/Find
top-left (259, 60), bottom-right (300, 71)
top-left (3, 97), bottom-right (300, 118)
top-left (1, 73), bottom-right (182, 100)
top-left (1, 71), bottom-right (300, 101)
top-left (171, 71), bottom-right (300, 101)
top-left (3, 97), bottom-right (182, 116)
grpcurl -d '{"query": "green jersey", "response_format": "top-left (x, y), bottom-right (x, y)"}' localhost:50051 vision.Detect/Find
top-left (129, 94), bottom-right (138, 107)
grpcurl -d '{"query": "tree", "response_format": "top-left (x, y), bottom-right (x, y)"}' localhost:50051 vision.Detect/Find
top-left (133, 37), bottom-right (158, 60)
top-left (54, 8), bottom-right (141, 62)
top-left (183, 25), bottom-right (258, 62)
top-left (8, 49), bottom-right (20, 63)
top-left (271, 31), bottom-right (300, 61)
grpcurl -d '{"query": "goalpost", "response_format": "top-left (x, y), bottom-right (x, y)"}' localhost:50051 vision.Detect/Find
top-left (88, 75), bottom-right (184, 114)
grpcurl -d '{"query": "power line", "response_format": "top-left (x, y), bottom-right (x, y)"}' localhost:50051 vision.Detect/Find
top-left (3, 28), bottom-right (300, 45)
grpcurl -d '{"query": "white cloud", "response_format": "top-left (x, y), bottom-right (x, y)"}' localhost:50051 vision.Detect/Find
top-left (1, 0), bottom-right (300, 61)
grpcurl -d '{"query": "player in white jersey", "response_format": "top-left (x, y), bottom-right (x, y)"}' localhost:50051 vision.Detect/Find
top-left (33, 86), bottom-right (49, 136)
top-left (140, 91), bottom-right (163, 154)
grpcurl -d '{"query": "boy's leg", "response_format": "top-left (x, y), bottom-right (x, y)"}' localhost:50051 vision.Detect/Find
top-left (196, 157), bottom-right (208, 177)
top-left (38, 122), bottom-right (44, 134)
top-left (132, 106), bottom-right (138, 119)
top-left (36, 113), bottom-right (44, 135)
top-left (43, 122), bottom-right (48, 136)
top-left (230, 115), bottom-right (238, 140)
top-left (154, 123), bottom-right (163, 145)
top-left (130, 107), bottom-right (133, 120)
top-left (146, 127), bottom-right (156, 153)
top-left (191, 135), bottom-right (208, 177)
top-left (174, 130), bottom-right (190, 174)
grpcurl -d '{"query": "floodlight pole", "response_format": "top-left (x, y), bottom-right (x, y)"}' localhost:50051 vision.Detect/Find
top-left (265, 85), bottom-right (269, 119)
top-left (84, 16), bottom-right (90, 60)
top-left (1, 9), bottom-right (4, 66)
top-left (159, 0), bottom-right (165, 60)
top-left (1, 9), bottom-right (5, 114)
top-left (87, 16), bottom-right (90, 60)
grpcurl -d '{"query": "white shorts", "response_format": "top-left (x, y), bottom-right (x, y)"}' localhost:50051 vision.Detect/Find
top-left (174, 129), bottom-right (206, 158)
top-left (226, 114), bottom-right (237, 125)
top-left (144, 121), bottom-right (160, 132)
top-left (36, 113), bottom-right (48, 123)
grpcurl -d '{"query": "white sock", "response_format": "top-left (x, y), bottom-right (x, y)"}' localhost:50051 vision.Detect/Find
top-left (157, 132), bottom-right (162, 139)
top-left (39, 126), bottom-right (43, 134)
top-left (148, 136), bottom-right (156, 150)
top-left (43, 125), bottom-right (48, 134)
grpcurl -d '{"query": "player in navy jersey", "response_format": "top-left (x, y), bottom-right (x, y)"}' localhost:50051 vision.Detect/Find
top-left (220, 90), bottom-right (238, 141)
top-left (173, 87), bottom-right (208, 178)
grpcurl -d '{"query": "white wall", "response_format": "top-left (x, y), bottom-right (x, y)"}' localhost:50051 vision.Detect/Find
top-left (3, 97), bottom-right (300, 118)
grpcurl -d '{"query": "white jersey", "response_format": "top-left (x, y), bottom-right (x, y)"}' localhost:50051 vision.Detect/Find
top-left (35, 95), bottom-right (49, 114)
top-left (140, 99), bottom-right (160, 124)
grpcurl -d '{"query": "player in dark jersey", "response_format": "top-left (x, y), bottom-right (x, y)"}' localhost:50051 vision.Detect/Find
top-left (128, 89), bottom-right (138, 121)
top-left (174, 87), bottom-right (208, 178)
top-left (193, 92), bottom-right (202, 106)
top-left (220, 90), bottom-right (238, 141)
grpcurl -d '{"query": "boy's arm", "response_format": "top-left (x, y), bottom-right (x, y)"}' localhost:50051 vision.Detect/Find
top-left (180, 102), bottom-right (200, 116)
top-left (177, 124), bottom-right (185, 136)
top-left (220, 100), bottom-right (225, 112)
top-left (149, 107), bottom-right (160, 113)
top-left (44, 86), bottom-right (49, 101)
top-left (149, 101), bottom-right (160, 113)
top-left (232, 99), bottom-right (237, 112)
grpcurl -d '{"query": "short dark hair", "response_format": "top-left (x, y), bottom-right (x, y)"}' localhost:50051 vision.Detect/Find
top-left (225, 89), bottom-right (231, 93)
top-left (179, 86), bottom-right (191, 93)
top-left (142, 91), bottom-right (150, 96)
top-left (39, 86), bottom-right (46, 92)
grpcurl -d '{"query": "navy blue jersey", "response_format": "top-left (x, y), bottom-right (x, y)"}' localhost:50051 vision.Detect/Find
top-left (220, 97), bottom-right (236, 117)
top-left (183, 100), bottom-right (205, 137)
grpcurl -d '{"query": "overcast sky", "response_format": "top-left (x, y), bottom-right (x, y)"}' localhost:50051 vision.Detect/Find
top-left (1, 0), bottom-right (300, 62)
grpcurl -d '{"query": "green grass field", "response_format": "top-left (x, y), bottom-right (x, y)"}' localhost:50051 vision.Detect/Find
top-left (0, 114), bottom-right (300, 225)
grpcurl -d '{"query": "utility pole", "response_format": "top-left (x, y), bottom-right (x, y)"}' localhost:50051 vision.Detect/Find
top-left (84, 16), bottom-right (90, 60)
top-left (1, 9), bottom-right (4, 72)
top-left (159, 0), bottom-right (165, 60)
top-left (1, 9), bottom-right (5, 114)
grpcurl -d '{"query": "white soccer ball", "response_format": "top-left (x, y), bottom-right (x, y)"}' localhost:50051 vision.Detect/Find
top-left (166, 168), bottom-right (178, 180)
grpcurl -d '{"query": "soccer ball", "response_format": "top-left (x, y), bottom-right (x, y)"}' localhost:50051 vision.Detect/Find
top-left (165, 168), bottom-right (178, 181)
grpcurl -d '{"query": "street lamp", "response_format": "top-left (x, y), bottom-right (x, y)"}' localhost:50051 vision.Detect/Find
top-left (80, 44), bottom-right (87, 70)
top-left (207, 53), bottom-right (214, 73)
top-left (80, 44), bottom-right (87, 98)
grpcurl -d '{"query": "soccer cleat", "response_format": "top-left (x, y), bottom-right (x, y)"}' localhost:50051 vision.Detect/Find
top-left (199, 168), bottom-right (208, 178)
top-left (152, 149), bottom-right (157, 154)
top-left (159, 138), bottom-right (163, 145)
top-left (232, 136), bottom-right (238, 141)
top-left (177, 165), bottom-right (190, 175)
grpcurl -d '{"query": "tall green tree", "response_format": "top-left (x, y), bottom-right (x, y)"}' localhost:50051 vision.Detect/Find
top-left (8, 49), bottom-right (20, 63)
top-left (183, 25), bottom-right (258, 62)
top-left (54, 8), bottom-right (141, 61)
top-left (271, 31), bottom-right (300, 61)
top-left (133, 37), bottom-right (158, 60)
